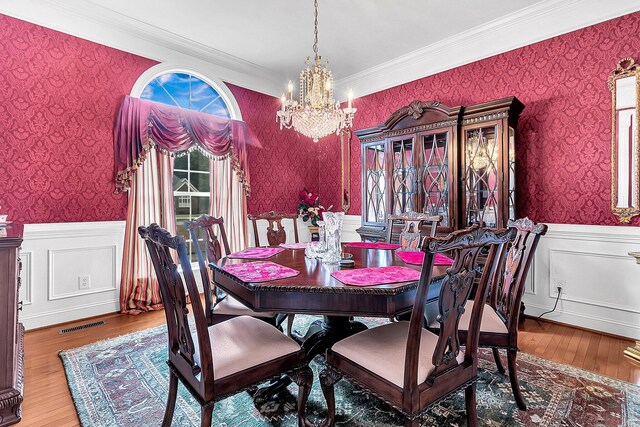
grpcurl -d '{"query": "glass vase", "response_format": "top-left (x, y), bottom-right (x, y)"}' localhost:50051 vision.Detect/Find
top-left (317, 221), bottom-right (326, 254)
top-left (322, 212), bottom-right (344, 265)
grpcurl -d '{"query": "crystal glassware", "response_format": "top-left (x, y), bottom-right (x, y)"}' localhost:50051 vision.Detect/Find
top-left (317, 221), bottom-right (326, 254)
top-left (305, 242), bottom-right (318, 259)
top-left (322, 212), bottom-right (344, 264)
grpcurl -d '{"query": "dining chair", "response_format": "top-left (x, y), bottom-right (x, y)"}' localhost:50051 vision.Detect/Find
top-left (386, 211), bottom-right (443, 249)
top-left (138, 223), bottom-right (313, 427)
top-left (185, 214), bottom-right (280, 327)
top-left (319, 225), bottom-right (514, 427)
top-left (248, 210), bottom-right (299, 247)
top-left (429, 217), bottom-right (547, 410)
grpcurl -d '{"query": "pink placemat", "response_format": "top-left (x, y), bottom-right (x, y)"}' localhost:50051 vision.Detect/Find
top-left (227, 247), bottom-right (284, 259)
top-left (331, 266), bottom-right (421, 287)
top-left (279, 242), bottom-right (310, 250)
top-left (222, 261), bottom-right (300, 283)
top-left (396, 251), bottom-right (454, 266)
top-left (344, 242), bottom-right (401, 250)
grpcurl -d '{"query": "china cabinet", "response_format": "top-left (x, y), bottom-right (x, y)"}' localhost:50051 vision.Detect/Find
top-left (355, 97), bottom-right (524, 240)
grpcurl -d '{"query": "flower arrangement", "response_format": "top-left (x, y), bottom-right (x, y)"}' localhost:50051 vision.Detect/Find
top-left (298, 188), bottom-right (332, 227)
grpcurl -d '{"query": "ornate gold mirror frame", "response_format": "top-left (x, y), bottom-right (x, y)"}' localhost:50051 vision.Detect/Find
top-left (608, 58), bottom-right (640, 223)
top-left (341, 130), bottom-right (352, 212)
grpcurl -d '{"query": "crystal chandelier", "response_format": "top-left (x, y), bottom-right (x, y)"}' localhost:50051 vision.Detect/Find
top-left (276, 0), bottom-right (356, 142)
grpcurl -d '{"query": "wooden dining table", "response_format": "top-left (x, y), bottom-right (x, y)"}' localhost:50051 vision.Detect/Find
top-left (210, 244), bottom-right (447, 402)
top-left (211, 245), bottom-right (446, 352)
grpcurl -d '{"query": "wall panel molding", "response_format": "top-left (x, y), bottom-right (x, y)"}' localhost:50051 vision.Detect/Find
top-left (20, 221), bottom-right (125, 330)
top-left (19, 251), bottom-right (33, 306)
top-left (524, 223), bottom-right (640, 339)
top-left (47, 245), bottom-right (117, 301)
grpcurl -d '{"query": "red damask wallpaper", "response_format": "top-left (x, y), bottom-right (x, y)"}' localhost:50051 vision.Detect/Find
top-left (3, 12), bottom-right (640, 226)
top-left (318, 12), bottom-right (640, 226)
top-left (228, 84), bottom-right (319, 215)
top-left (0, 15), bottom-right (317, 223)
top-left (0, 14), bottom-right (155, 224)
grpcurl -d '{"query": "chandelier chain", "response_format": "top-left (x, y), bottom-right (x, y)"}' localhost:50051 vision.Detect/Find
top-left (313, 0), bottom-right (319, 57)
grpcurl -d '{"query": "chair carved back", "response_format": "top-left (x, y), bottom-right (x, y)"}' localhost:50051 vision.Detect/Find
top-left (403, 225), bottom-right (514, 399)
top-left (386, 212), bottom-right (442, 250)
top-left (185, 215), bottom-right (232, 318)
top-left (490, 217), bottom-right (548, 344)
top-left (248, 211), bottom-right (299, 246)
top-left (138, 224), bottom-right (214, 399)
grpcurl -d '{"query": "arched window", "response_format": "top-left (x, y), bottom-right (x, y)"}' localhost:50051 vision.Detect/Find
top-left (134, 69), bottom-right (239, 260)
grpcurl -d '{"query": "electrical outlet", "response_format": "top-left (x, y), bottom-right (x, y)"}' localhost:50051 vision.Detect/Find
top-left (78, 275), bottom-right (91, 290)
top-left (554, 278), bottom-right (565, 290)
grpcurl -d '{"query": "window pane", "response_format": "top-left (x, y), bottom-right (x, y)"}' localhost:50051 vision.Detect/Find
top-left (173, 171), bottom-right (189, 192)
top-left (189, 78), bottom-right (224, 112)
top-left (174, 197), bottom-right (190, 235)
top-left (201, 98), bottom-right (230, 118)
top-left (157, 73), bottom-right (191, 109)
top-left (190, 172), bottom-right (210, 193)
top-left (174, 155), bottom-right (188, 171)
top-left (140, 79), bottom-right (178, 107)
top-left (189, 151), bottom-right (209, 172)
top-left (192, 195), bottom-right (210, 215)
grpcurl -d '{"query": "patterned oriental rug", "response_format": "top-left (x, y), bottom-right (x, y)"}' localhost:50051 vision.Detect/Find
top-left (60, 315), bottom-right (640, 426)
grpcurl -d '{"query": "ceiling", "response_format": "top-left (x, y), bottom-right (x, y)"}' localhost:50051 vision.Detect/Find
top-left (3, 0), bottom-right (640, 98)
top-left (82, 0), bottom-right (538, 80)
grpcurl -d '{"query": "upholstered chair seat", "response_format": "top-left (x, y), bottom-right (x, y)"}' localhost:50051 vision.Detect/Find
top-left (193, 316), bottom-right (301, 380)
top-left (429, 301), bottom-right (509, 335)
top-left (213, 295), bottom-right (277, 318)
top-left (332, 321), bottom-right (464, 388)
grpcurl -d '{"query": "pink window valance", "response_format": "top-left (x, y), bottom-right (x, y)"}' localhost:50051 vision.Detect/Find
top-left (114, 95), bottom-right (258, 195)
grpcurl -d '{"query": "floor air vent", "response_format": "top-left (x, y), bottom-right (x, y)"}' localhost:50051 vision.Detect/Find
top-left (59, 320), bottom-right (106, 335)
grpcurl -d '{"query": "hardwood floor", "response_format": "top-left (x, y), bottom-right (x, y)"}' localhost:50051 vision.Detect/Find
top-left (20, 312), bottom-right (640, 427)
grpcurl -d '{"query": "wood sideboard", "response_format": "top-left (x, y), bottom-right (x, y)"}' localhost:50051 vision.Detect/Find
top-left (0, 224), bottom-right (23, 426)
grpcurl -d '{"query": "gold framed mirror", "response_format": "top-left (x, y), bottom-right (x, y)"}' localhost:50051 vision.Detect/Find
top-left (609, 58), bottom-right (640, 223)
top-left (341, 130), bottom-right (352, 212)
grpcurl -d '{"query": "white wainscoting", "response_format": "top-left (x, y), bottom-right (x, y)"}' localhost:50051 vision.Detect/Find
top-left (19, 221), bottom-right (126, 330)
top-left (20, 218), bottom-right (638, 339)
top-left (522, 223), bottom-right (640, 339)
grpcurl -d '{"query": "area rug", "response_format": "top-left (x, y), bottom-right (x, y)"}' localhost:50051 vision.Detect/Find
top-left (60, 315), bottom-right (640, 426)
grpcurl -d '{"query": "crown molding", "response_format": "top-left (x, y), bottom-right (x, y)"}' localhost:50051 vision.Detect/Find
top-left (0, 0), bottom-right (285, 97)
top-left (3, 0), bottom-right (640, 101)
top-left (334, 0), bottom-right (640, 99)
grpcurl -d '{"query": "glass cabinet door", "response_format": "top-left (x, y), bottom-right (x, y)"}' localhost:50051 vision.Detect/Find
top-left (464, 125), bottom-right (500, 228)
top-left (363, 142), bottom-right (387, 224)
top-left (420, 131), bottom-right (451, 227)
top-left (390, 137), bottom-right (417, 214)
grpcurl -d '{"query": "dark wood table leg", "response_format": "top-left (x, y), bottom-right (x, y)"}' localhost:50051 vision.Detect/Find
top-left (252, 315), bottom-right (367, 405)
